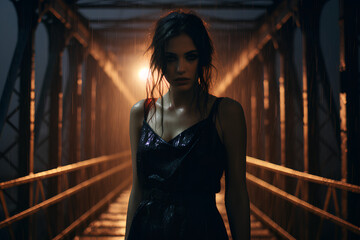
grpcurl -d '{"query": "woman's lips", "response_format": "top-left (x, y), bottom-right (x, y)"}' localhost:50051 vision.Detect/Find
top-left (174, 78), bottom-right (191, 84)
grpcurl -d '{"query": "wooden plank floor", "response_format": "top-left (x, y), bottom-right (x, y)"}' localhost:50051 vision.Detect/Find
top-left (76, 188), bottom-right (277, 240)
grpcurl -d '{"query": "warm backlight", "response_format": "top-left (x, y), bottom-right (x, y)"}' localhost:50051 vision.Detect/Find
top-left (138, 67), bottom-right (150, 83)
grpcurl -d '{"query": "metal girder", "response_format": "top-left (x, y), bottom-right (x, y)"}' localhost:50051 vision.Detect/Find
top-left (0, 1), bottom-right (41, 238)
top-left (0, 0), bottom-right (38, 138)
top-left (52, 176), bottom-right (132, 240)
top-left (94, 24), bottom-right (255, 34)
top-left (48, 0), bottom-right (137, 105)
top-left (339, 0), bottom-right (360, 237)
top-left (35, 17), bottom-right (67, 148)
top-left (250, 202), bottom-right (296, 240)
top-left (214, 0), bottom-right (298, 95)
top-left (88, 15), bottom-right (261, 37)
top-left (261, 42), bottom-right (281, 165)
top-left (247, 157), bottom-right (360, 193)
top-left (250, 57), bottom-right (265, 159)
top-left (0, 159), bottom-right (131, 229)
top-left (89, 16), bottom-right (258, 24)
top-left (247, 172), bottom-right (360, 235)
top-left (276, 20), bottom-right (304, 170)
top-left (77, 2), bottom-right (273, 10)
top-left (95, 24), bottom-right (255, 34)
top-left (0, 151), bottom-right (130, 189)
top-left (299, 0), bottom-right (339, 174)
top-left (82, 56), bottom-right (97, 160)
top-left (298, 2), bottom-right (341, 239)
top-left (67, 39), bottom-right (83, 165)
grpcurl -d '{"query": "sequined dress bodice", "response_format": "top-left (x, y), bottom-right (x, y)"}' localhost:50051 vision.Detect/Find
top-left (128, 98), bottom-right (228, 240)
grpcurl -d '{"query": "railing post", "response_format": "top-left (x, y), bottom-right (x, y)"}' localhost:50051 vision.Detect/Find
top-left (241, 58), bottom-right (264, 159)
top-left (241, 71), bottom-right (252, 158)
top-left (339, 1), bottom-right (360, 239)
top-left (253, 57), bottom-right (265, 161)
top-left (67, 38), bottom-right (85, 227)
top-left (261, 42), bottom-right (281, 167)
top-left (299, 1), bottom-right (322, 239)
top-left (44, 15), bottom-right (67, 236)
top-left (15, 0), bottom-right (38, 239)
top-left (82, 55), bottom-right (98, 218)
top-left (67, 39), bottom-right (84, 166)
top-left (82, 56), bottom-right (97, 161)
top-left (277, 20), bottom-right (304, 171)
top-left (300, 0), bottom-right (344, 238)
top-left (260, 43), bottom-right (280, 225)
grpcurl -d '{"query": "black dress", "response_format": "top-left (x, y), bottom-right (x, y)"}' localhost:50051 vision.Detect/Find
top-left (128, 98), bottom-right (229, 240)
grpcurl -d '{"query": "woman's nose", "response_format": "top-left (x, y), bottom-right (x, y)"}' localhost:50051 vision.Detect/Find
top-left (176, 58), bottom-right (185, 73)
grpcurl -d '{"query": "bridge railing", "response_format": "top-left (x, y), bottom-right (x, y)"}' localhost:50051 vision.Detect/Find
top-left (246, 156), bottom-right (360, 240)
top-left (0, 150), bottom-right (132, 240)
top-left (2, 153), bottom-right (358, 239)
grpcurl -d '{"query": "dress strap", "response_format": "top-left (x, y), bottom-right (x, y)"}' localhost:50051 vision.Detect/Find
top-left (208, 97), bottom-right (224, 120)
top-left (143, 98), bottom-right (155, 121)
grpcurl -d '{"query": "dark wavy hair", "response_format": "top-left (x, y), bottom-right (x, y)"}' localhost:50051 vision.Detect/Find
top-left (146, 9), bottom-right (215, 120)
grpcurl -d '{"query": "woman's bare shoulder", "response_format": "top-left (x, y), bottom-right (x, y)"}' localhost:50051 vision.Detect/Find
top-left (130, 99), bottom-right (146, 122)
top-left (218, 97), bottom-right (245, 120)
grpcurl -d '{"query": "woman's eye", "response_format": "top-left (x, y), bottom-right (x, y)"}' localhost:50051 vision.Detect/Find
top-left (186, 54), bottom-right (198, 61)
top-left (166, 56), bottom-right (176, 62)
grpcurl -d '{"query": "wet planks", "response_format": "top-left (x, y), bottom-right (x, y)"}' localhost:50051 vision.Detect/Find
top-left (75, 188), bottom-right (277, 240)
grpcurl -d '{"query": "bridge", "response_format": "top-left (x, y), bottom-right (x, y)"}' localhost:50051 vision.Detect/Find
top-left (0, 0), bottom-right (359, 239)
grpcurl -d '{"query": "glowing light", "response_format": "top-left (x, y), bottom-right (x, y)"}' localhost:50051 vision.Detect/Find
top-left (138, 67), bottom-right (150, 82)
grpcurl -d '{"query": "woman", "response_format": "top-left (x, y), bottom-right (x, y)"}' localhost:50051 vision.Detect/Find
top-left (126, 10), bottom-right (249, 240)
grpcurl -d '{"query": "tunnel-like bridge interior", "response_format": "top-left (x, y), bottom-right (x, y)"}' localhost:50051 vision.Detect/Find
top-left (0, 0), bottom-right (359, 239)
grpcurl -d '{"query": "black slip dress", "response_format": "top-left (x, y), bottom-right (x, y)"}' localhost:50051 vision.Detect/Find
top-left (128, 97), bottom-right (229, 240)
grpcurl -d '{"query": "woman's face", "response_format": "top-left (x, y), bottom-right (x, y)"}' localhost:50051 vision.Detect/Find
top-left (164, 33), bottom-right (199, 92)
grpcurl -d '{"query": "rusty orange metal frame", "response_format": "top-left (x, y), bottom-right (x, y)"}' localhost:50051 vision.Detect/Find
top-left (0, 151), bottom-right (131, 239)
top-left (250, 202), bottom-right (296, 240)
top-left (247, 157), bottom-right (360, 193)
top-left (0, 150), bottom-right (130, 190)
top-left (48, 0), bottom-right (136, 105)
top-left (214, 0), bottom-right (298, 96)
top-left (53, 176), bottom-right (132, 240)
top-left (246, 157), bottom-right (360, 237)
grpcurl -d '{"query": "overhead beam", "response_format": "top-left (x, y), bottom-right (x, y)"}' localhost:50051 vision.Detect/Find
top-left (48, 0), bottom-right (137, 105)
top-left (214, 0), bottom-right (298, 95)
top-left (89, 16), bottom-right (258, 25)
top-left (94, 25), bottom-right (255, 34)
top-left (92, 28), bottom-right (254, 48)
top-left (77, 2), bottom-right (272, 10)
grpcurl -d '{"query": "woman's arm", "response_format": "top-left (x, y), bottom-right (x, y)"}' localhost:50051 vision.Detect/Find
top-left (218, 98), bottom-right (250, 240)
top-left (125, 100), bottom-right (145, 240)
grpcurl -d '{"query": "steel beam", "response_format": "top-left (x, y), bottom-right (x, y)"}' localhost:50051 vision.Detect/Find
top-left (0, 160), bottom-right (131, 229)
top-left (44, 16), bottom-right (67, 235)
top-left (77, 2), bottom-right (272, 10)
top-left (247, 172), bottom-right (360, 235)
top-left (214, 0), bottom-right (298, 95)
top-left (67, 39), bottom-right (83, 165)
top-left (276, 20), bottom-right (303, 170)
top-left (251, 57), bottom-right (265, 160)
top-left (246, 157), bottom-right (360, 193)
top-left (339, 0), bottom-right (360, 237)
top-left (82, 56), bottom-right (97, 161)
top-left (89, 16), bottom-right (257, 24)
top-left (298, 1), bottom-right (331, 239)
top-left (299, 4), bottom-right (320, 240)
top-left (11, 1), bottom-right (39, 239)
top-left (261, 42), bottom-right (280, 166)
top-left (0, 0), bottom-right (38, 137)
top-left (242, 69), bottom-right (253, 157)
top-left (48, 0), bottom-right (136, 105)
